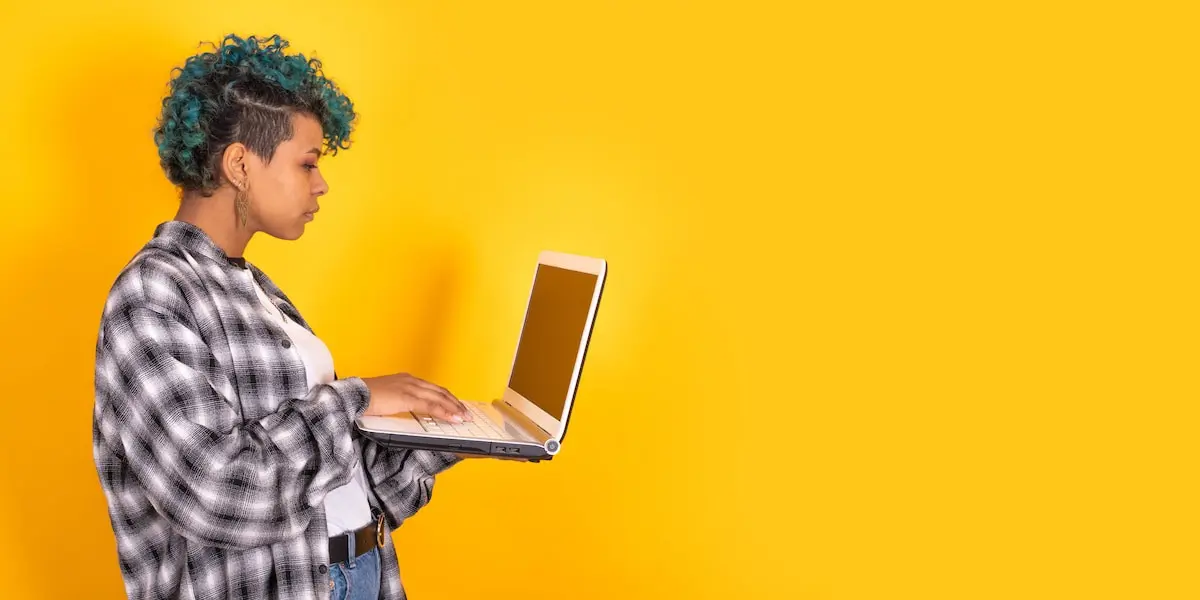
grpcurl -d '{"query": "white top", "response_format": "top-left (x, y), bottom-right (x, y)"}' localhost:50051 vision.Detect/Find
top-left (243, 270), bottom-right (375, 537)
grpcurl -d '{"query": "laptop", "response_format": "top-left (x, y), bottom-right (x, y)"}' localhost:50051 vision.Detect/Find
top-left (355, 250), bottom-right (607, 462)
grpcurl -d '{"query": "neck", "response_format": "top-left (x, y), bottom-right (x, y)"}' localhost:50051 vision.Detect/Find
top-left (174, 189), bottom-right (254, 258)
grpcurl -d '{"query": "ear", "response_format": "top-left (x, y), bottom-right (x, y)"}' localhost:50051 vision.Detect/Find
top-left (221, 142), bottom-right (251, 188)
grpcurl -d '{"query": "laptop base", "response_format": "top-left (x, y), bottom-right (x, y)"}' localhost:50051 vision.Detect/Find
top-left (359, 429), bottom-right (553, 462)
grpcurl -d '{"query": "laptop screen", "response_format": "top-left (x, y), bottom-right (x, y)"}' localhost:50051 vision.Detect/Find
top-left (507, 264), bottom-right (599, 420)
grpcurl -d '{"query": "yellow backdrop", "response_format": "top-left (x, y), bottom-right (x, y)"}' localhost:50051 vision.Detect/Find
top-left (0, 1), bottom-right (1194, 599)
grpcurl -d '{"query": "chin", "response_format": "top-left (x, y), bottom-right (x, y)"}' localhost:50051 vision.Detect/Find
top-left (266, 224), bottom-right (306, 241)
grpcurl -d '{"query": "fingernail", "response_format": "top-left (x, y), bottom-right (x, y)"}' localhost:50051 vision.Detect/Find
top-left (452, 415), bottom-right (464, 423)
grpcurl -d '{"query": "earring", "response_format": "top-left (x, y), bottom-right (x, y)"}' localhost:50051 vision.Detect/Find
top-left (234, 182), bottom-right (250, 227)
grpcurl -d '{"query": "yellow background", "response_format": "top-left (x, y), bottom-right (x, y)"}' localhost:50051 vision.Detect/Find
top-left (0, 1), bottom-right (1195, 598)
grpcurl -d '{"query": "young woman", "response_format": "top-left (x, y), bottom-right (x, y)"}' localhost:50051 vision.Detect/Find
top-left (93, 33), bottom-right (471, 600)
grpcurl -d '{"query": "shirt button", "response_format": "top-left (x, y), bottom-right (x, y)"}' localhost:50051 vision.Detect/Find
top-left (281, 339), bottom-right (292, 349)
top-left (318, 565), bottom-right (328, 574)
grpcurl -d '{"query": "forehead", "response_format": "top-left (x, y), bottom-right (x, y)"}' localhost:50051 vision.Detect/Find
top-left (285, 113), bottom-right (325, 149)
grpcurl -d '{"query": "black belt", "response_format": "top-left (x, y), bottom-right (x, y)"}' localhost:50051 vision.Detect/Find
top-left (328, 512), bottom-right (386, 566)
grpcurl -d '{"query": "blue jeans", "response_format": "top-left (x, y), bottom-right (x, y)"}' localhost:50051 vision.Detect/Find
top-left (329, 547), bottom-right (381, 600)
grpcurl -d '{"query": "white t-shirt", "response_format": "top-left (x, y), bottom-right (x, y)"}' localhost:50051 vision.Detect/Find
top-left (243, 271), bottom-right (374, 537)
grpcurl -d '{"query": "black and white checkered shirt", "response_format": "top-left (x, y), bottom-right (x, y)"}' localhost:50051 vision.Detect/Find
top-left (92, 220), bottom-right (460, 599)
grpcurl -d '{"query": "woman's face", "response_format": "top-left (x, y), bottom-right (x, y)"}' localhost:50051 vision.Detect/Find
top-left (240, 112), bottom-right (329, 240)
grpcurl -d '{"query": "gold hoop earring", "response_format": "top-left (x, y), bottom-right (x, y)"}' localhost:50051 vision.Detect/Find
top-left (234, 184), bottom-right (250, 228)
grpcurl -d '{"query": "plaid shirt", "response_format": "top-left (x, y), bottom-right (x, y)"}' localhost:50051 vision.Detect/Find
top-left (92, 220), bottom-right (461, 599)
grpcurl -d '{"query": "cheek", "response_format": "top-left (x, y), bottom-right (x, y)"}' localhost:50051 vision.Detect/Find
top-left (264, 171), bottom-right (306, 202)
top-left (284, 174), bottom-right (306, 200)
top-left (295, 169), bottom-right (318, 193)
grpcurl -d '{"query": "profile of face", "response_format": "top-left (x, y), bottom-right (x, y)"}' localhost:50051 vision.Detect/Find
top-left (224, 112), bottom-right (329, 241)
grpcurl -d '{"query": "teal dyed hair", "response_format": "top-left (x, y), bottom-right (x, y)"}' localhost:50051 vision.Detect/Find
top-left (153, 33), bottom-right (356, 195)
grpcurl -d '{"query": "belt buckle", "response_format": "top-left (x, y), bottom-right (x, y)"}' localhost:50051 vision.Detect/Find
top-left (375, 513), bottom-right (386, 548)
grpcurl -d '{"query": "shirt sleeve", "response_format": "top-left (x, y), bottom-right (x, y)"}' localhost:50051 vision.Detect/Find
top-left (95, 287), bottom-right (371, 551)
top-left (357, 437), bottom-right (463, 528)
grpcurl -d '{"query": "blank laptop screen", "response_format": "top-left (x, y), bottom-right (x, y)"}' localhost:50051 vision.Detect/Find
top-left (507, 264), bottom-right (598, 420)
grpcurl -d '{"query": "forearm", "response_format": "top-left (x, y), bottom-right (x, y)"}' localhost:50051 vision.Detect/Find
top-left (106, 365), bottom-right (370, 550)
top-left (359, 440), bottom-right (463, 526)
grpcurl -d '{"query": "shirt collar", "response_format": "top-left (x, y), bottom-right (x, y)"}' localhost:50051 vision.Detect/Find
top-left (150, 221), bottom-right (310, 332)
top-left (151, 220), bottom-right (248, 269)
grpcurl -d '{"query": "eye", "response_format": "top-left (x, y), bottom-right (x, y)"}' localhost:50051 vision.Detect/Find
top-left (303, 164), bottom-right (318, 171)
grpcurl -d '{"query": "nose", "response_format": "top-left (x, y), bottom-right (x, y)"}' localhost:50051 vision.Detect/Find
top-left (313, 169), bottom-right (329, 196)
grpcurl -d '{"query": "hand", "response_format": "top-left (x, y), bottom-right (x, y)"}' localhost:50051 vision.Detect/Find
top-left (360, 373), bottom-right (471, 423)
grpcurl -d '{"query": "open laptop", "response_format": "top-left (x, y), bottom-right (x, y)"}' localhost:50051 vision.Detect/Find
top-left (355, 250), bottom-right (607, 462)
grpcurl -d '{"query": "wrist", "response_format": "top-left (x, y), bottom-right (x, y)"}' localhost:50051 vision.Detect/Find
top-left (339, 377), bottom-right (372, 418)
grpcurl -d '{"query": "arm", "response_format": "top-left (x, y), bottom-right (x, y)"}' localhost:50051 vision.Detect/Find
top-left (95, 299), bottom-right (369, 551)
top-left (357, 437), bottom-right (462, 528)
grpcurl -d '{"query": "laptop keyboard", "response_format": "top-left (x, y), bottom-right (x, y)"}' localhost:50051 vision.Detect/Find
top-left (415, 402), bottom-right (514, 440)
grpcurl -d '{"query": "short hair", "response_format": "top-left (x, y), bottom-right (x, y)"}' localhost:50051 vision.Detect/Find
top-left (153, 33), bottom-right (356, 195)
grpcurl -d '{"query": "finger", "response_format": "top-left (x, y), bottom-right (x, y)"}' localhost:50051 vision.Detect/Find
top-left (425, 399), bottom-right (464, 423)
top-left (412, 380), bottom-right (470, 420)
top-left (438, 394), bottom-right (471, 422)
top-left (413, 378), bottom-right (461, 405)
top-left (447, 393), bottom-right (472, 421)
top-left (417, 390), bottom-right (466, 423)
top-left (424, 386), bottom-right (468, 419)
top-left (401, 377), bottom-right (460, 411)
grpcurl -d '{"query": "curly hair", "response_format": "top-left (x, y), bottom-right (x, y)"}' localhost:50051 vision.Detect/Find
top-left (153, 33), bottom-right (357, 195)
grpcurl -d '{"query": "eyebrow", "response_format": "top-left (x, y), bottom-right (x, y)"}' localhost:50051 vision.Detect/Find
top-left (305, 148), bottom-right (321, 156)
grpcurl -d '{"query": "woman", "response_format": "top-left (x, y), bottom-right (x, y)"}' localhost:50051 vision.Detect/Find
top-left (92, 33), bottom-right (473, 600)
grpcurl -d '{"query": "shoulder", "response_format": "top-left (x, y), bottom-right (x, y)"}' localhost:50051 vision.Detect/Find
top-left (101, 243), bottom-right (206, 325)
